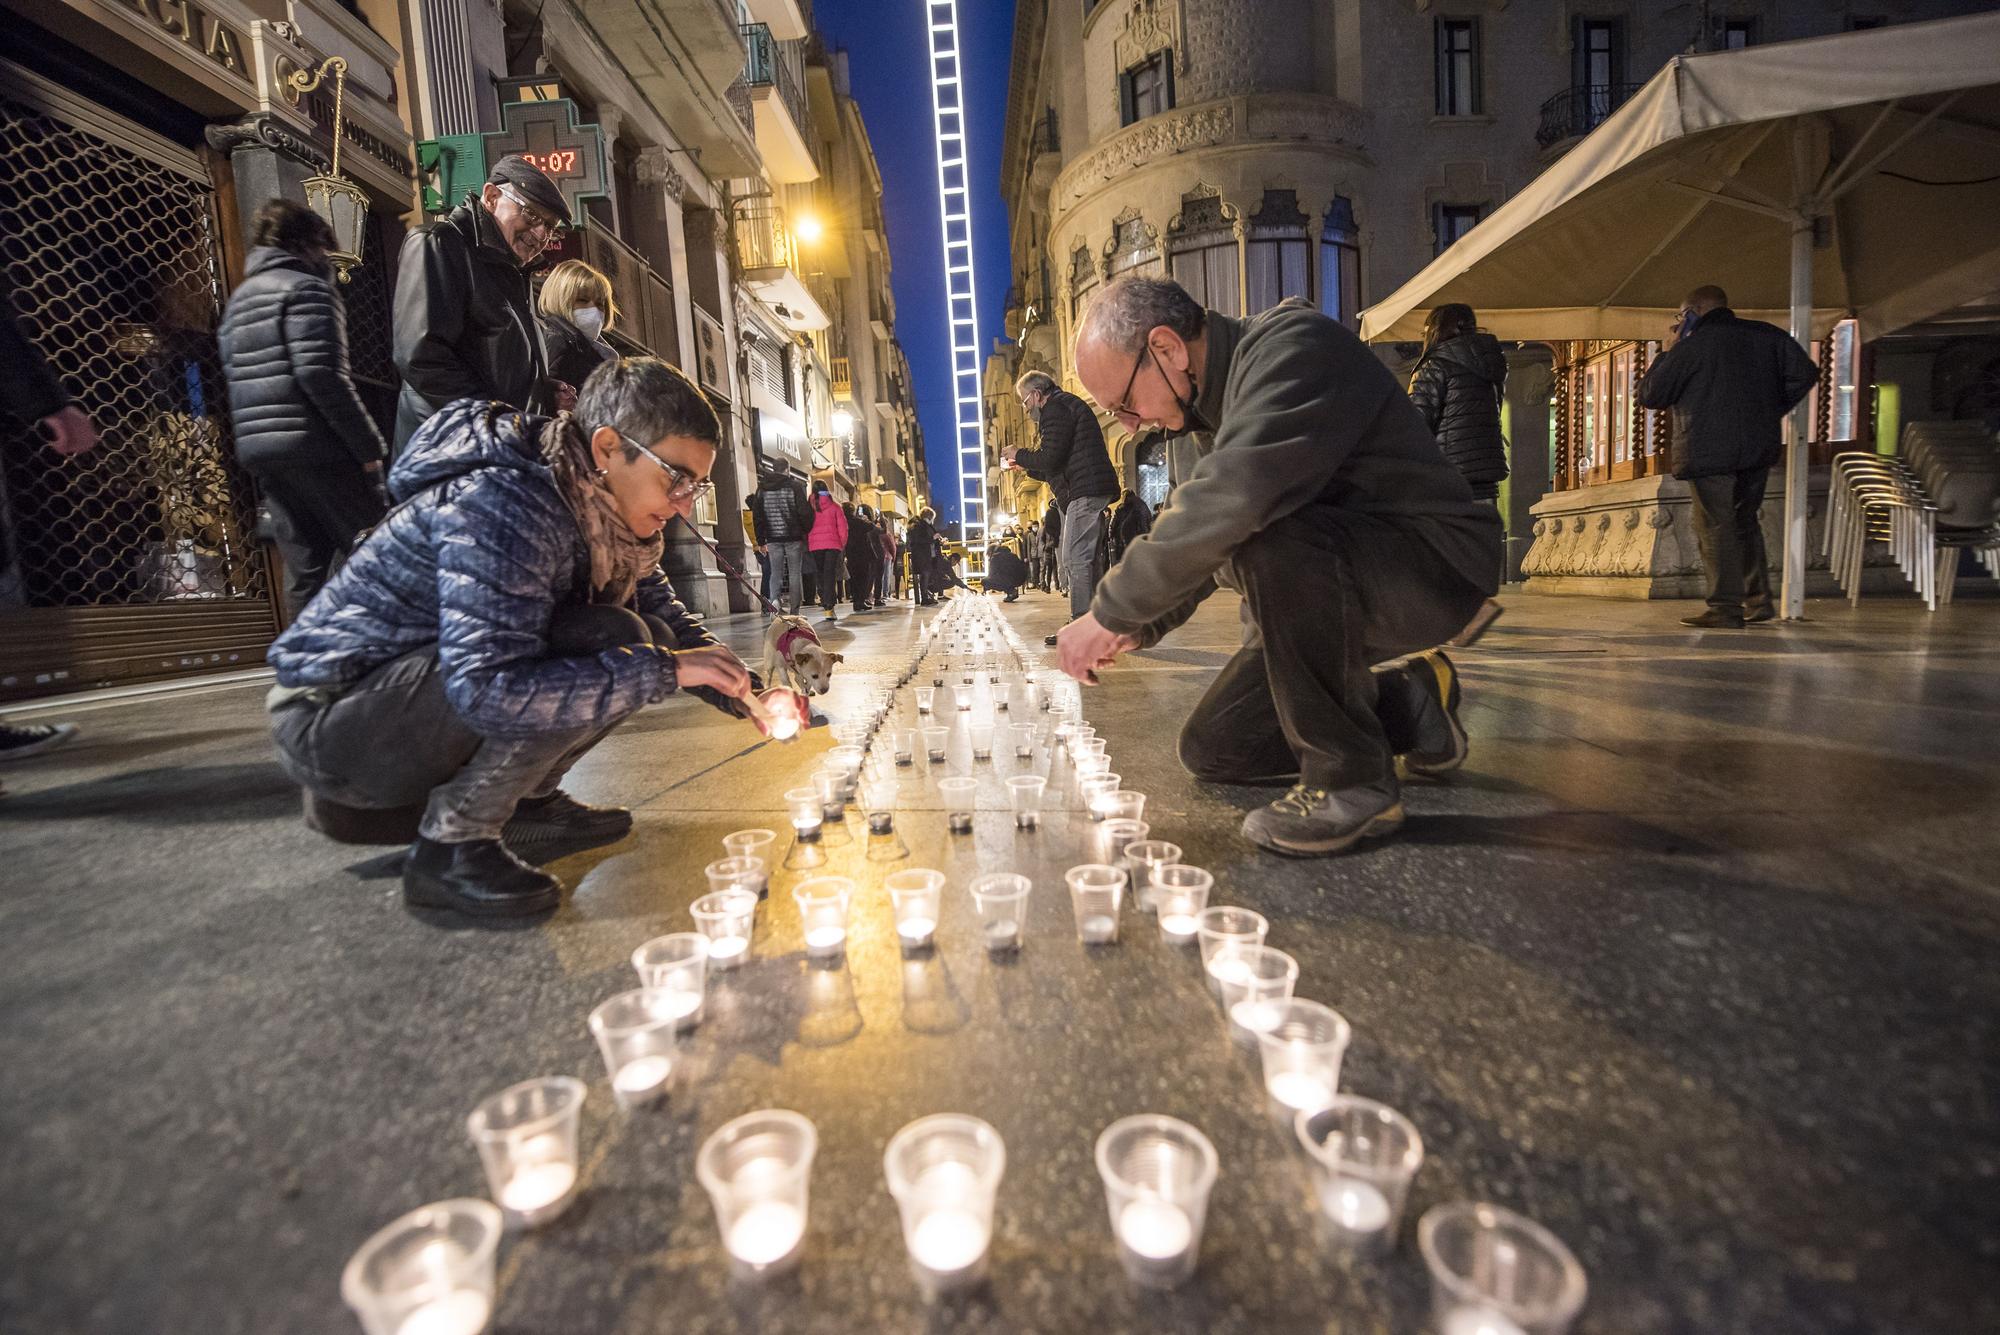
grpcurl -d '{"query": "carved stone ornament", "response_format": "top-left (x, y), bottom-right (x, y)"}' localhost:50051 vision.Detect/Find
top-left (1114, 0), bottom-right (1182, 74)
top-left (635, 146), bottom-right (687, 201)
top-left (1053, 103), bottom-right (1233, 215)
top-left (205, 114), bottom-right (330, 173)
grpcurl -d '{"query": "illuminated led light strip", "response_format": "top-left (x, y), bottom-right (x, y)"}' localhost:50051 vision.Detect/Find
top-left (923, 0), bottom-right (986, 575)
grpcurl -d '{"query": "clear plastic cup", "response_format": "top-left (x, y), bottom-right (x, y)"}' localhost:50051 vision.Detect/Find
top-left (827, 744), bottom-right (865, 790)
top-left (1296, 1096), bottom-right (1424, 1256)
top-left (1418, 1202), bottom-right (1587, 1335)
top-left (721, 830), bottom-right (776, 894)
top-left (1007, 774), bottom-right (1047, 829)
top-left (922, 726), bottom-right (950, 765)
top-left (1010, 722), bottom-right (1036, 759)
top-left (589, 988), bottom-right (684, 1109)
top-left (1209, 944), bottom-right (1298, 1040)
top-left (785, 785), bottom-right (823, 840)
top-left (690, 890), bottom-right (756, 969)
top-left (629, 932), bottom-right (708, 1027)
top-left (341, 1198), bottom-right (502, 1335)
top-left (1072, 736), bottom-right (1107, 762)
top-left (968, 721), bottom-right (995, 760)
top-left (969, 872), bottom-right (1030, 953)
top-left (952, 684), bottom-right (974, 711)
top-left (1075, 759), bottom-right (1114, 792)
top-left (884, 1114), bottom-right (1007, 1298)
top-left (939, 777), bottom-right (978, 835)
top-left (812, 767), bottom-right (847, 821)
top-left (1096, 818), bottom-right (1150, 864)
top-left (1094, 789), bottom-right (1146, 825)
top-left (1095, 1115), bottom-right (1219, 1290)
top-left (793, 877), bottom-right (853, 958)
top-left (466, 1077), bottom-right (585, 1228)
top-left (1153, 866), bottom-right (1213, 944)
top-left (886, 868), bottom-right (945, 951)
top-left (1121, 840), bottom-right (1182, 911)
top-left (696, 1110), bottom-right (818, 1279)
top-left (1022, 681), bottom-right (1042, 713)
top-left (990, 682), bottom-right (1011, 712)
top-left (1066, 863), bottom-right (1127, 944)
top-left (892, 728), bottom-right (917, 766)
top-left (1256, 999), bottom-right (1351, 1117)
top-left (1197, 906), bottom-right (1270, 979)
top-left (916, 686), bottom-right (935, 715)
top-left (705, 856), bottom-right (765, 905)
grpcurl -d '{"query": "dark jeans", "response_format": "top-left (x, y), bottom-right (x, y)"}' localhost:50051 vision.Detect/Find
top-left (811, 548), bottom-right (844, 613)
top-left (1178, 511), bottom-right (1488, 791)
top-left (1687, 467), bottom-right (1773, 616)
top-left (255, 464), bottom-right (385, 618)
top-left (270, 605), bottom-right (662, 843)
top-left (847, 549), bottom-right (878, 609)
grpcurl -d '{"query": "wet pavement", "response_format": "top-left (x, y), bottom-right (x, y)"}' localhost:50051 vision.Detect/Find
top-left (2, 587), bottom-right (1997, 1335)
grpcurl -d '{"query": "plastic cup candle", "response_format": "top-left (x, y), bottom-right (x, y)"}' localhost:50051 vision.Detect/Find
top-left (886, 868), bottom-right (945, 951)
top-left (1196, 906), bottom-right (1270, 979)
top-left (589, 989), bottom-right (685, 1109)
top-left (705, 856), bottom-right (766, 908)
top-left (1066, 863), bottom-right (1127, 944)
top-left (827, 745), bottom-right (865, 797)
top-left (629, 932), bottom-right (709, 1028)
top-left (968, 721), bottom-right (995, 760)
top-left (884, 1115), bottom-right (1006, 1298)
top-left (862, 779), bottom-right (897, 836)
top-left (341, 1198), bottom-right (502, 1335)
top-left (1152, 865), bottom-right (1213, 943)
top-left (721, 830), bottom-right (777, 894)
top-left (793, 877), bottom-right (853, 958)
top-left (1095, 1115), bottom-right (1219, 1290)
top-left (952, 684), bottom-right (973, 711)
top-left (1121, 840), bottom-right (1182, 912)
top-left (1094, 788), bottom-right (1146, 825)
top-left (938, 778), bottom-right (978, 835)
top-left (1078, 772), bottom-right (1121, 817)
top-left (697, 1110), bottom-right (818, 1279)
top-left (916, 687), bottom-right (935, 714)
top-left (1209, 944), bottom-right (1298, 1039)
top-left (1256, 999), bottom-right (1352, 1116)
top-left (922, 727), bottom-right (950, 765)
top-left (1295, 1096), bottom-right (1424, 1256)
top-left (813, 768), bottom-right (847, 821)
top-left (785, 785), bottom-right (824, 840)
top-left (1418, 1202), bottom-right (1587, 1335)
top-left (1096, 818), bottom-right (1151, 865)
top-left (1010, 722), bottom-right (1036, 759)
top-left (1074, 757), bottom-right (1113, 789)
top-left (1007, 774), bottom-right (1047, 829)
top-left (892, 728), bottom-right (917, 766)
top-left (466, 1077), bottom-right (585, 1229)
top-left (991, 682), bottom-right (1011, 711)
top-left (690, 890), bottom-right (757, 969)
top-left (969, 872), bottom-right (1030, 952)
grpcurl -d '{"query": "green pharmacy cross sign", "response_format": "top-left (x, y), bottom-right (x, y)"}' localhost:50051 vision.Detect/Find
top-left (417, 98), bottom-right (610, 227)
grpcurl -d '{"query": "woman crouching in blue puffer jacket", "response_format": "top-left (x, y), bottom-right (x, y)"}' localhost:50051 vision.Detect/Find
top-left (266, 357), bottom-right (791, 922)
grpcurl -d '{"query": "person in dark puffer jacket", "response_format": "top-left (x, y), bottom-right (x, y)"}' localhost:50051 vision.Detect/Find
top-left (1008, 370), bottom-right (1119, 639)
top-left (218, 198), bottom-right (390, 615)
top-left (750, 465), bottom-right (813, 614)
top-left (1406, 303), bottom-right (1509, 501)
top-left (267, 358), bottom-right (781, 922)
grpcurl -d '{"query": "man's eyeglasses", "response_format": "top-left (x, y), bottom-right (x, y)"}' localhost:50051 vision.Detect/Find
top-left (1103, 345), bottom-right (1152, 422)
top-left (620, 433), bottom-right (714, 501)
top-left (497, 184), bottom-right (568, 239)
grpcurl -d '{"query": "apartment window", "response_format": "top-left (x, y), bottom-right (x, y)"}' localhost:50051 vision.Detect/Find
top-left (1244, 189), bottom-right (1309, 316)
top-left (1573, 18), bottom-right (1625, 131)
top-left (1435, 19), bottom-right (1481, 117)
top-left (1319, 196), bottom-right (1362, 328)
top-left (1434, 203), bottom-right (1484, 256)
top-left (1119, 51), bottom-right (1173, 126)
top-left (748, 336), bottom-right (793, 408)
top-left (1106, 215), bottom-right (1160, 278)
top-left (1167, 190), bottom-right (1239, 316)
top-left (1721, 18), bottom-right (1757, 48)
top-left (1069, 243), bottom-right (1099, 329)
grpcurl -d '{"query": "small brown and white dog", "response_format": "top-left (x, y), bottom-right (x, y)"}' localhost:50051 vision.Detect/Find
top-left (762, 615), bottom-right (843, 697)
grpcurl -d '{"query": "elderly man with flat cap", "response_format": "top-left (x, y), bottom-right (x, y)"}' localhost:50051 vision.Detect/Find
top-left (392, 155), bottom-right (577, 451)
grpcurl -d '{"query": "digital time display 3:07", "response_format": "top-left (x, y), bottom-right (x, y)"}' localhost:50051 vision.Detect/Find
top-left (520, 148), bottom-right (582, 178)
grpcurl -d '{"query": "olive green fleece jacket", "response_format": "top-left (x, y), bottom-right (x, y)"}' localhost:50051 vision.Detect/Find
top-left (1090, 300), bottom-right (1503, 644)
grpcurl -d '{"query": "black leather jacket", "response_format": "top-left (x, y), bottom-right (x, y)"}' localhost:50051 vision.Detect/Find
top-left (1407, 332), bottom-right (1509, 492)
top-left (392, 199), bottom-right (551, 450)
top-left (1637, 308), bottom-right (1818, 479)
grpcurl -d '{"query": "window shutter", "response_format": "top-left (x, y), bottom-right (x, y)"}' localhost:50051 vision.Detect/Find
top-left (1119, 71), bottom-right (1136, 127)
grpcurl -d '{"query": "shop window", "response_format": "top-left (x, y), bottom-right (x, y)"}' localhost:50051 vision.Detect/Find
top-left (1319, 196), bottom-right (1362, 328)
top-left (1120, 51), bottom-right (1174, 126)
top-left (1435, 19), bottom-right (1481, 116)
top-left (1136, 436), bottom-right (1170, 510)
top-left (1167, 190), bottom-right (1239, 316)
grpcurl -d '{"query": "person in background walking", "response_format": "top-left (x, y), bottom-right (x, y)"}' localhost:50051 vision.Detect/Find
top-left (878, 518), bottom-right (900, 603)
top-left (1040, 497), bottom-right (1065, 595)
top-left (537, 260), bottom-right (619, 395)
top-left (1406, 303), bottom-right (1509, 502)
top-left (906, 507), bottom-right (941, 605)
top-left (750, 463), bottom-right (812, 615)
top-left (1008, 370), bottom-right (1118, 644)
top-left (393, 155), bottom-right (573, 450)
top-left (0, 268), bottom-right (97, 772)
top-left (806, 480), bottom-right (849, 622)
top-left (844, 503), bottom-right (881, 612)
top-left (219, 198), bottom-right (390, 619)
top-left (1638, 284), bottom-right (1818, 629)
top-left (1104, 488), bottom-right (1154, 567)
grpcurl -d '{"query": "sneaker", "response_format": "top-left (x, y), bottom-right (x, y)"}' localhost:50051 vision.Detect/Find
top-left (0, 721), bottom-right (79, 762)
top-left (1745, 604), bottom-right (1776, 624)
top-left (403, 836), bottom-right (562, 918)
top-left (1241, 780), bottom-right (1404, 857)
top-left (504, 790), bottom-right (633, 848)
top-left (1681, 609), bottom-right (1745, 628)
top-left (1401, 650), bottom-right (1469, 778)
top-left (822, 611), bottom-right (839, 624)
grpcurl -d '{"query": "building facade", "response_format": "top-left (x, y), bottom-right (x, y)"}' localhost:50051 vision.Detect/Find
top-left (996, 0), bottom-right (1990, 591)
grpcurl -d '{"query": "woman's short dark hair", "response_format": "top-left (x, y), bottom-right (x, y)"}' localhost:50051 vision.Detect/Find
top-left (576, 356), bottom-right (721, 453)
top-left (251, 198), bottom-right (335, 255)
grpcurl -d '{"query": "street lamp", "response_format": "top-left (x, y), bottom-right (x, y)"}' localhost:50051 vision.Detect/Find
top-left (831, 409), bottom-right (854, 437)
top-left (284, 56), bottom-right (370, 284)
top-left (795, 212), bottom-right (825, 243)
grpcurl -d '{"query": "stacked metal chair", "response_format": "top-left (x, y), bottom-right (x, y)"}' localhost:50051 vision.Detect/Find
top-left (1825, 421), bottom-right (2000, 609)
top-left (1905, 421), bottom-right (2000, 605)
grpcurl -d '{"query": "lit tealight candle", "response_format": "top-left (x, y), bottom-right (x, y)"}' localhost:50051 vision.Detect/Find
top-left (1078, 914), bottom-right (1118, 944)
top-left (1440, 1309), bottom-right (1530, 1335)
top-left (909, 1207), bottom-right (987, 1273)
top-left (612, 1055), bottom-right (673, 1102)
top-left (1160, 912), bottom-right (1200, 942)
top-left (1116, 1198), bottom-right (1193, 1260)
top-left (707, 934), bottom-right (749, 965)
top-left (1266, 1070), bottom-right (1336, 1113)
top-left (1207, 954), bottom-right (1254, 986)
top-left (393, 1289), bottom-right (491, 1335)
top-left (983, 918), bottom-right (1020, 951)
top-left (651, 990), bottom-right (702, 1025)
top-left (499, 1157), bottom-right (577, 1217)
top-left (898, 916), bottom-right (937, 948)
top-left (766, 715), bottom-right (800, 741)
top-left (727, 1200), bottom-right (806, 1267)
top-left (805, 925), bottom-right (847, 954)
top-left (1229, 999), bottom-right (1284, 1034)
top-left (1320, 1178), bottom-right (1391, 1233)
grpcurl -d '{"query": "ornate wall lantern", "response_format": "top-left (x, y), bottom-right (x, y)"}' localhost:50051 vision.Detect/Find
top-left (284, 56), bottom-right (370, 283)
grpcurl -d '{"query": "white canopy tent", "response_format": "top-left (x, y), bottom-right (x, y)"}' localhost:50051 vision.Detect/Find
top-left (1359, 12), bottom-right (2000, 618)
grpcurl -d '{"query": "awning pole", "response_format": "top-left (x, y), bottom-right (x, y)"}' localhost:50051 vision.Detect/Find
top-left (1780, 125), bottom-right (1818, 621)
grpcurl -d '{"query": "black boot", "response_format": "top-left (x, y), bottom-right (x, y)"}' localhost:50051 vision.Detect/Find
top-left (504, 790), bottom-right (633, 848)
top-left (403, 837), bottom-right (562, 919)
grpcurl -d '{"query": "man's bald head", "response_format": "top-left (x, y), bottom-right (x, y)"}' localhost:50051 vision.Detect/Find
top-left (1683, 285), bottom-right (1729, 314)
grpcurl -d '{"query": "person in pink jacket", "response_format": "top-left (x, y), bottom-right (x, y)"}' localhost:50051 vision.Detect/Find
top-left (805, 481), bottom-right (849, 622)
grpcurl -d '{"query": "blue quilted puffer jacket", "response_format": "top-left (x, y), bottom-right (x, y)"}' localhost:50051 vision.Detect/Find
top-left (268, 399), bottom-right (724, 738)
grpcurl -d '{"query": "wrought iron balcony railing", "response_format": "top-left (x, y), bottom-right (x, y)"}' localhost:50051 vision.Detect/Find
top-left (741, 23), bottom-right (809, 142)
top-left (1535, 82), bottom-right (1643, 148)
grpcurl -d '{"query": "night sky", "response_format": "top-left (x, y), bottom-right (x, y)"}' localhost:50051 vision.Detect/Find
top-left (811, 0), bottom-right (1017, 527)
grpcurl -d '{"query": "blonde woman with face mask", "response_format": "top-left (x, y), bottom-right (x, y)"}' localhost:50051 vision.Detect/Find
top-left (537, 260), bottom-right (620, 395)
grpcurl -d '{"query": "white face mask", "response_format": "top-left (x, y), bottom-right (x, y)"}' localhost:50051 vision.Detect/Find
top-left (572, 306), bottom-right (605, 341)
